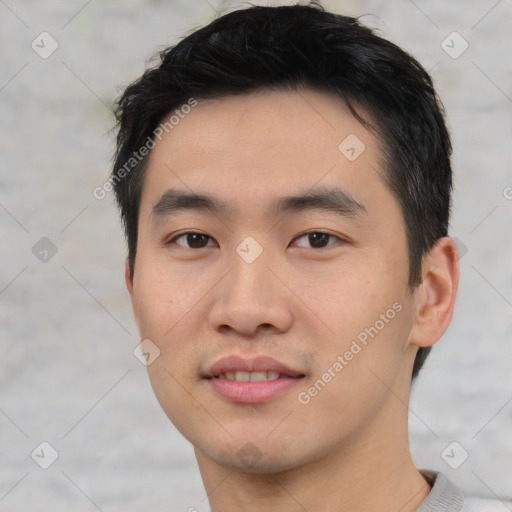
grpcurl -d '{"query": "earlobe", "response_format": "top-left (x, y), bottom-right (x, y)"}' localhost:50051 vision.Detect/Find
top-left (409, 237), bottom-right (459, 349)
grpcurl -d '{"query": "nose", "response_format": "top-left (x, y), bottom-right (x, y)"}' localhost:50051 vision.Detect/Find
top-left (208, 245), bottom-right (294, 338)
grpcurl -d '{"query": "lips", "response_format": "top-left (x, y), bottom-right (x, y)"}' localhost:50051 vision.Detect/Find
top-left (203, 355), bottom-right (305, 403)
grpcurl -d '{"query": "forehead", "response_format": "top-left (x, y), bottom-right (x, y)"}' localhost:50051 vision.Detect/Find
top-left (140, 88), bottom-right (391, 221)
top-left (152, 88), bottom-right (376, 160)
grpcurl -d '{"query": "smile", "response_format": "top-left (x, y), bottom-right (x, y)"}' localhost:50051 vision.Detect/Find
top-left (204, 355), bottom-right (306, 403)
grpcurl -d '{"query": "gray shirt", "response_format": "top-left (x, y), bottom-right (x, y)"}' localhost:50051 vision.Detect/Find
top-left (416, 470), bottom-right (465, 511)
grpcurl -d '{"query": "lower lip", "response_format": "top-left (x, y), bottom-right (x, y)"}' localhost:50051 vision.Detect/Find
top-left (207, 376), bottom-right (303, 403)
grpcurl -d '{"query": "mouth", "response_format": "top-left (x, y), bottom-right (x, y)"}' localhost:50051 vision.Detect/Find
top-left (215, 371), bottom-right (284, 381)
top-left (203, 355), bottom-right (306, 403)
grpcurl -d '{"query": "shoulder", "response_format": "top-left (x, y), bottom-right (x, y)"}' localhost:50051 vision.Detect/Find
top-left (417, 470), bottom-right (512, 512)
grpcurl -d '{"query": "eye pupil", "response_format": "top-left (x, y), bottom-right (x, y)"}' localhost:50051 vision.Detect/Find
top-left (309, 232), bottom-right (329, 248)
top-left (188, 233), bottom-right (209, 248)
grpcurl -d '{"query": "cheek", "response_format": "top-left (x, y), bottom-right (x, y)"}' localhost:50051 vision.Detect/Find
top-left (306, 263), bottom-right (412, 379)
top-left (294, 305), bottom-right (413, 441)
top-left (133, 261), bottom-right (194, 338)
top-left (133, 260), bottom-right (207, 375)
top-left (308, 267), bottom-right (380, 337)
top-left (146, 361), bottom-right (204, 445)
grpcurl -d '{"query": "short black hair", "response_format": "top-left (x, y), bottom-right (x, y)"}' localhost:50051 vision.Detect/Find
top-left (111, 2), bottom-right (453, 379)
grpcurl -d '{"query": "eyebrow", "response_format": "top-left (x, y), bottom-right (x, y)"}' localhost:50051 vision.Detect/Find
top-left (152, 186), bottom-right (367, 220)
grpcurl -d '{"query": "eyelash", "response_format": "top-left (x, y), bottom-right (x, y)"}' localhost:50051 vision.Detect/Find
top-left (165, 231), bottom-right (344, 250)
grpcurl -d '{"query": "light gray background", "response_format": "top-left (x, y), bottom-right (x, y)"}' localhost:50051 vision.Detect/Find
top-left (1, 0), bottom-right (511, 510)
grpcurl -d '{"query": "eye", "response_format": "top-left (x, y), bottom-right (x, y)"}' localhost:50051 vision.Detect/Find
top-left (167, 232), bottom-right (216, 249)
top-left (292, 231), bottom-right (341, 249)
top-left (166, 230), bottom-right (342, 250)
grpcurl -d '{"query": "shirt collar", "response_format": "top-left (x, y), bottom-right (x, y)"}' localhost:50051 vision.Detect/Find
top-left (415, 470), bottom-right (465, 512)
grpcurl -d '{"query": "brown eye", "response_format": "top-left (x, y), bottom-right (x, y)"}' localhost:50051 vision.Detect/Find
top-left (293, 231), bottom-right (340, 249)
top-left (169, 232), bottom-right (214, 249)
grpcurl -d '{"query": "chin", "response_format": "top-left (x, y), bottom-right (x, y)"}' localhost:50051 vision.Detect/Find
top-left (196, 434), bottom-right (319, 475)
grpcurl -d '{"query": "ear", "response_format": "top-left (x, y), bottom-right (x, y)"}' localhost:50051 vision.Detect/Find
top-left (125, 259), bottom-right (140, 329)
top-left (408, 237), bottom-right (459, 349)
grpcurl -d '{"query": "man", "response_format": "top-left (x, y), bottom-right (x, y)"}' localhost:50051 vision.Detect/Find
top-left (111, 3), bottom-right (463, 510)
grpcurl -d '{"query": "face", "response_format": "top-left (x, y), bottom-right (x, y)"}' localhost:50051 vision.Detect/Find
top-left (127, 89), bottom-right (422, 473)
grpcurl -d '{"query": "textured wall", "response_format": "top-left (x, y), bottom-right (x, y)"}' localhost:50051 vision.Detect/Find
top-left (1, 0), bottom-right (511, 510)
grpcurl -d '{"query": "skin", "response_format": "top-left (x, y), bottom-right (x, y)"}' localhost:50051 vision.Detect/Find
top-left (126, 88), bottom-right (459, 511)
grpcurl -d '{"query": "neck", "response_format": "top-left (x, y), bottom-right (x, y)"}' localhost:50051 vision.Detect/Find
top-left (196, 401), bottom-right (431, 512)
